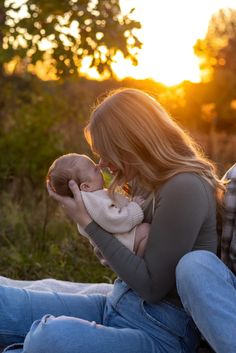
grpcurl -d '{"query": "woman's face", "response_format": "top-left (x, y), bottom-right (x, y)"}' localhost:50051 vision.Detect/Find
top-left (98, 158), bottom-right (118, 175)
top-left (98, 157), bottom-right (137, 182)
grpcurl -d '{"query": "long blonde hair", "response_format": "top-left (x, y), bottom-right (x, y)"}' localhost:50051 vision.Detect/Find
top-left (84, 88), bottom-right (224, 203)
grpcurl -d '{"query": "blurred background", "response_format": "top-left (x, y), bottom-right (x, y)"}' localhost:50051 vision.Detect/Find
top-left (0, 0), bottom-right (236, 282)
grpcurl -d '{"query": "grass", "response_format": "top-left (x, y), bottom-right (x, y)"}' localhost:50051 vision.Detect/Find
top-left (0, 187), bottom-right (115, 284)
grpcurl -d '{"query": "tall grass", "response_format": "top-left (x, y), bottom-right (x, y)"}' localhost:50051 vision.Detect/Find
top-left (0, 185), bottom-right (115, 283)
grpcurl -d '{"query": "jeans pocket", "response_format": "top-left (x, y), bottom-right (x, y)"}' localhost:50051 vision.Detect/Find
top-left (141, 300), bottom-right (190, 338)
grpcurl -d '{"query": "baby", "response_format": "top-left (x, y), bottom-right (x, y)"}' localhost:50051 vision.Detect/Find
top-left (47, 153), bottom-right (150, 257)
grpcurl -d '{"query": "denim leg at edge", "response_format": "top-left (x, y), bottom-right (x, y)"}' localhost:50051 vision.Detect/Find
top-left (176, 250), bottom-right (236, 353)
top-left (0, 284), bottom-right (106, 346)
top-left (2, 279), bottom-right (200, 353)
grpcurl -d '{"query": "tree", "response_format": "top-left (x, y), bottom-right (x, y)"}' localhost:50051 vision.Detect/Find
top-left (194, 8), bottom-right (236, 132)
top-left (2, 0), bottom-right (141, 78)
top-left (194, 8), bottom-right (236, 81)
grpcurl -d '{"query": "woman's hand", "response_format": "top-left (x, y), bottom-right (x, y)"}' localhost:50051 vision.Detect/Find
top-left (47, 180), bottom-right (92, 228)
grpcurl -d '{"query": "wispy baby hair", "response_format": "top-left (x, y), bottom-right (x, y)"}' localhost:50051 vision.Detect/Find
top-left (47, 153), bottom-right (84, 197)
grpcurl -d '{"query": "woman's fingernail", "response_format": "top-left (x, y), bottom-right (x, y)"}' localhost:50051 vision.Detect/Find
top-left (69, 180), bottom-right (75, 187)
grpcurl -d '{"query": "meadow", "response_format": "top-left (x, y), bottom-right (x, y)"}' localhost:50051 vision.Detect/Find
top-left (0, 74), bottom-right (235, 283)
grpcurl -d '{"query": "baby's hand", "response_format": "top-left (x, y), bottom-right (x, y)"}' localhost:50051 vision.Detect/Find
top-left (133, 196), bottom-right (145, 207)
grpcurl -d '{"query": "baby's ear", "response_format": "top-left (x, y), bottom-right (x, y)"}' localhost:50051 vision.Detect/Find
top-left (80, 182), bottom-right (90, 191)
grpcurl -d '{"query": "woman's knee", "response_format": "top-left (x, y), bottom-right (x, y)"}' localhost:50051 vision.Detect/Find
top-left (176, 251), bottom-right (219, 293)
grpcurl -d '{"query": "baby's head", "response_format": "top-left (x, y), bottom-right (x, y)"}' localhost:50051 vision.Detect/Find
top-left (47, 153), bottom-right (104, 197)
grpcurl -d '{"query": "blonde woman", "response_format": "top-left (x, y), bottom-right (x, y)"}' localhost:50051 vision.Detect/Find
top-left (0, 89), bottom-right (222, 353)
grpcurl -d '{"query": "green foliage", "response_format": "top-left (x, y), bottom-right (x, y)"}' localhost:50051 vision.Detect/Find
top-left (0, 189), bottom-right (114, 282)
top-left (0, 74), bottom-right (121, 281)
top-left (0, 77), bottom-right (61, 184)
top-left (0, 75), bottom-right (98, 186)
top-left (2, 0), bottom-right (141, 77)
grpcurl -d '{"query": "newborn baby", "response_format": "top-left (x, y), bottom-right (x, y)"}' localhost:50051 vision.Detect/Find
top-left (47, 153), bottom-right (150, 256)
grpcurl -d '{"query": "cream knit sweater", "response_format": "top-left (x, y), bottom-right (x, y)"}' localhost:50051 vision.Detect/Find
top-left (77, 189), bottom-right (144, 251)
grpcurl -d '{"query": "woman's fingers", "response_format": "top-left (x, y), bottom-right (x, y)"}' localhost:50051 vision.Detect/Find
top-left (46, 180), bottom-right (63, 202)
top-left (47, 179), bottom-right (91, 227)
top-left (68, 180), bottom-right (81, 202)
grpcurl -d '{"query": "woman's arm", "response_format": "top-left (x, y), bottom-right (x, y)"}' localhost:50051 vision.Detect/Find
top-left (85, 173), bottom-right (214, 303)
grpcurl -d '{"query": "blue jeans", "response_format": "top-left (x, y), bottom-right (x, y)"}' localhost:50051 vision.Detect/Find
top-left (0, 279), bottom-right (200, 353)
top-left (176, 250), bottom-right (236, 353)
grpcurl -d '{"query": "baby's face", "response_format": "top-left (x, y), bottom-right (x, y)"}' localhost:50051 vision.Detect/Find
top-left (79, 156), bottom-right (104, 191)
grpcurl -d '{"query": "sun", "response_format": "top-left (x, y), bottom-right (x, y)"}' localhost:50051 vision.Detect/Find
top-left (112, 0), bottom-right (236, 86)
top-left (9, 0), bottom-right (236, 85)
top-left (111, 44), bottom-right (201, 87)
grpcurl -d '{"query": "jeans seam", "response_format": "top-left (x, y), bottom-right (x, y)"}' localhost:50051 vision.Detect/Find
top-left (140, 300), bottom-right (171, 331)
top-left (140, 300), bottom-right (189, 338)
top-left (112, 289), bottom-right (130, 312)
top-left (103, 309), bottom-right (116, 326)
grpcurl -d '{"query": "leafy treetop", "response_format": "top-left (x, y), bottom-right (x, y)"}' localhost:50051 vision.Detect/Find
top-left (1, 0), bottom-right (142, 77)
top-left (194, 8), bottom-right (236, 81)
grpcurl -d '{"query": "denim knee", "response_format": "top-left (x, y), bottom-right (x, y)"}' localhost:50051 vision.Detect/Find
top-left (23, 314), bottom-right (101, 353)
top-left (23, 315), bottom-right (60, 353)
top-left (176, 251), bottom-right (218, 298)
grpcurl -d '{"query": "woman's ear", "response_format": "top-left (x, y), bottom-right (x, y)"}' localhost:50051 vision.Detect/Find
top-left (80, 182), bottom-right (90, 192)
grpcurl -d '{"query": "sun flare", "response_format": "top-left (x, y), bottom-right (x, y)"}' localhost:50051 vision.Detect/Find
top-left (10, 0), bottom-right (236, 86)
top-left (112, 0), bottom-right (236, 86)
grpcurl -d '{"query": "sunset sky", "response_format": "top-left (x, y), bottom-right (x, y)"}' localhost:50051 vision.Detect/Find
top-left (111, 0), bottom-right (236, 86)
top-left (9, 0), bottom-right (236, 86)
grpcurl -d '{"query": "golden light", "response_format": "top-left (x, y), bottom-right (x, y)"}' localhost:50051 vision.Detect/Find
top-left (8, 0), bottom-right (236, 86)
top-left (231, 100), bottom-right (236, 110)
top-left (113, 0), bottom-right (236, 86)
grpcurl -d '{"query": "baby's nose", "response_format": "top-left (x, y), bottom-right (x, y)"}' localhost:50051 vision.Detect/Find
top-left (98, 159), bottom-right (107, 168)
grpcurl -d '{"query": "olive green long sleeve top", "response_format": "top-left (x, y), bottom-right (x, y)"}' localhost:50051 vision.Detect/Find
top-left (85, 173), bottom-right (217, 305)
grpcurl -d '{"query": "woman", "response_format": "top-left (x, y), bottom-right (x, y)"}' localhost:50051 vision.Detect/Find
top-left (0, 88), bottom-right (223, 353)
